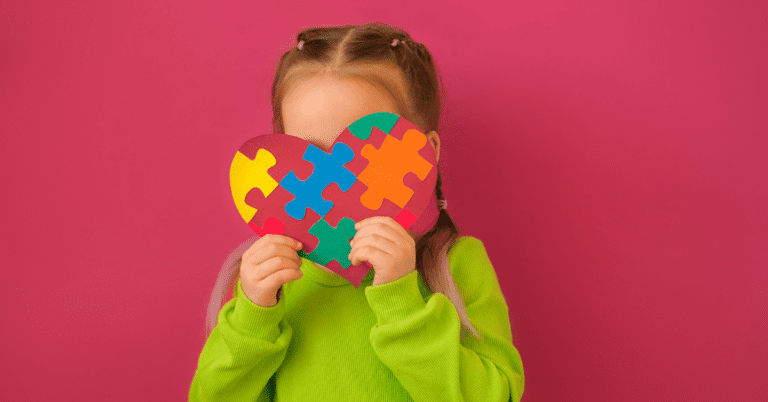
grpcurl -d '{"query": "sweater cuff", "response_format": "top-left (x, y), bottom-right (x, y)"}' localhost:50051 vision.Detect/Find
top-left (230, 278), bottom-right (285, 341)
top-left (364, 270), bottom-right (426, 325)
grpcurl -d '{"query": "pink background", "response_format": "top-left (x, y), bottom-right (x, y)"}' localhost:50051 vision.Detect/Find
top-left (1, 1), bottom-right (766, 401)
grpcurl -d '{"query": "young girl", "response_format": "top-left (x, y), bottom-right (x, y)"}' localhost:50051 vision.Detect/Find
top-left (190, 23), bottom-right (524, 402)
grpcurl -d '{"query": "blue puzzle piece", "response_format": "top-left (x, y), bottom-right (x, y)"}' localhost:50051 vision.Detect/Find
top-left (280, 142), bottom-right (357, 220)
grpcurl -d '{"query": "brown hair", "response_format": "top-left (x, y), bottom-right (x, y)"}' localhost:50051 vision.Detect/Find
top-left (205, 22), bottom-right (482, 343)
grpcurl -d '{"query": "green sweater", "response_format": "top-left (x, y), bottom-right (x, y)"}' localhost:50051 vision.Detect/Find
top-left (189, 235), bottom-right (524, 401)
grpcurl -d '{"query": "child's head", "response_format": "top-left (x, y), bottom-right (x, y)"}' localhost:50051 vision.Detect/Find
top-left (207, 23), bottom-right (482, 343)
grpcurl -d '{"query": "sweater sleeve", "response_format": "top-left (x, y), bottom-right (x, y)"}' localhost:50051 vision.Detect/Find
top-left (189, 278), bottom-right (293, 402)
top-left (364, 236), bottom-right (524, 402)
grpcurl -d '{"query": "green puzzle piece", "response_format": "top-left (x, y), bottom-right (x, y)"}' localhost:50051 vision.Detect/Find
top-left (298, 217), bottom-right (357, 269)
top-left (347, 112), bottom-right (399, 139)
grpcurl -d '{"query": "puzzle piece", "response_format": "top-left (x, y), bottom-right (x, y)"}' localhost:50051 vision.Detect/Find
top-left (358, 129), bottom-right (433, 210)
top-left (280, 143), bottom-right (357, 220)
top-left (230, 148), bottom-right (279, 223)
top-left (322, 181), bottom-right (405, 228)
top-left (247, 216), bottom-right (285, 237)
top-left (244, 184), bottom-right (323, 253)
top-left (299, 217), bottom-right (357, 269)
top-left (322, 259), bottom-right (373, 288)
top-left (347, 111), bottom-right (400, 139)
top-left (393, 208), bottom-right (418, 230)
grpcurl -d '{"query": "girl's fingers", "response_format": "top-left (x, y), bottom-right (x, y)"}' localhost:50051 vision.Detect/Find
top-left (349, 242), bottom-right (392, 267)
top-left (349, 233), bottom-right (396, 258)
top-left (351, 222), bottom-right (400, 248)
top-left (249, 238), bottom-right (302, 266)
top-left (355, 216), bottom-right (405, 232)
top-left (265, 233), bottom-right (302, 249)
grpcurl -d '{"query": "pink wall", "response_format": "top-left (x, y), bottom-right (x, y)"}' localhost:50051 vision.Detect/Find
top-left (2, 1), bottom-right (765, 401)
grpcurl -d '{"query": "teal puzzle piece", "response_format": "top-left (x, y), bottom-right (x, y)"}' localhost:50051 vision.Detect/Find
top-left (347, 111), bottom-right (399, 140)
top-left (298, 217), bottom-right (357, 269)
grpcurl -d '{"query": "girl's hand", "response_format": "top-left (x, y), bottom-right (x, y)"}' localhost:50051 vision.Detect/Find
top-left (240, 234), bottom-right (304, 307)
top-left (348, 216), bottom-right (416, 286)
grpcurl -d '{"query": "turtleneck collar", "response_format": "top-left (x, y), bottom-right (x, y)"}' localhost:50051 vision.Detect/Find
top-left (300, 257), bottom-right (375, 287)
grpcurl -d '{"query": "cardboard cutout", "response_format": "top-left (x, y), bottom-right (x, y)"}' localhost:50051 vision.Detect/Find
top-left (230, 112), bottom-right (438, 287)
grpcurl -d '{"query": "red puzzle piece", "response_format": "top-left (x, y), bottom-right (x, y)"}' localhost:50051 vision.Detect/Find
top-left (393, 208), bottom-right (417, 230)
top-left (247, 216), bottom-right (285, 237)
top-left (244, 184), bottom-right (322, 253)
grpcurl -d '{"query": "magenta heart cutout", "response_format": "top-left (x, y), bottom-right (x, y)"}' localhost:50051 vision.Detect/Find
top-left (230, 112), bottom-right (438, 287)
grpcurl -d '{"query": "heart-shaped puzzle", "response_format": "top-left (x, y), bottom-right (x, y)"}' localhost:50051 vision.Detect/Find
top-left (230, 112), bottom-right (437, 287)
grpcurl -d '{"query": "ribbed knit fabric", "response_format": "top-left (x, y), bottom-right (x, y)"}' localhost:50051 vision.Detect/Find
top-left (189, 235), bottom-right (524, 402)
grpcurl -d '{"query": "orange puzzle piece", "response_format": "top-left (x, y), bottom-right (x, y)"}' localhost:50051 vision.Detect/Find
top-left (358, 129), bottom-right (433, 210)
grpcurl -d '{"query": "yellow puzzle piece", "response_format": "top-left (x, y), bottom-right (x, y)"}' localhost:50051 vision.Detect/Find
top-left (230, 148), bottom-right (279, 223)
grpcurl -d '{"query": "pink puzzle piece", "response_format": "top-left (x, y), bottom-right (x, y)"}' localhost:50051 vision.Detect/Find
top-left (244, 184), bottom-right (323, 253)
top-left (323, 259), bottom-right (373, 289)
top-left (393, 208), bottom-right (417, 230)
top-left (248, 216), bottom-right (285, 237)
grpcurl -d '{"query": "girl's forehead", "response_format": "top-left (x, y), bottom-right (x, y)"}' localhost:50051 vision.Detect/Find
top-left (283, 62), bottom-right (409, 107)
top-left (284, 71), bottom-right (401, 106)
top-left (282, 77), bottom-right (405, 141)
